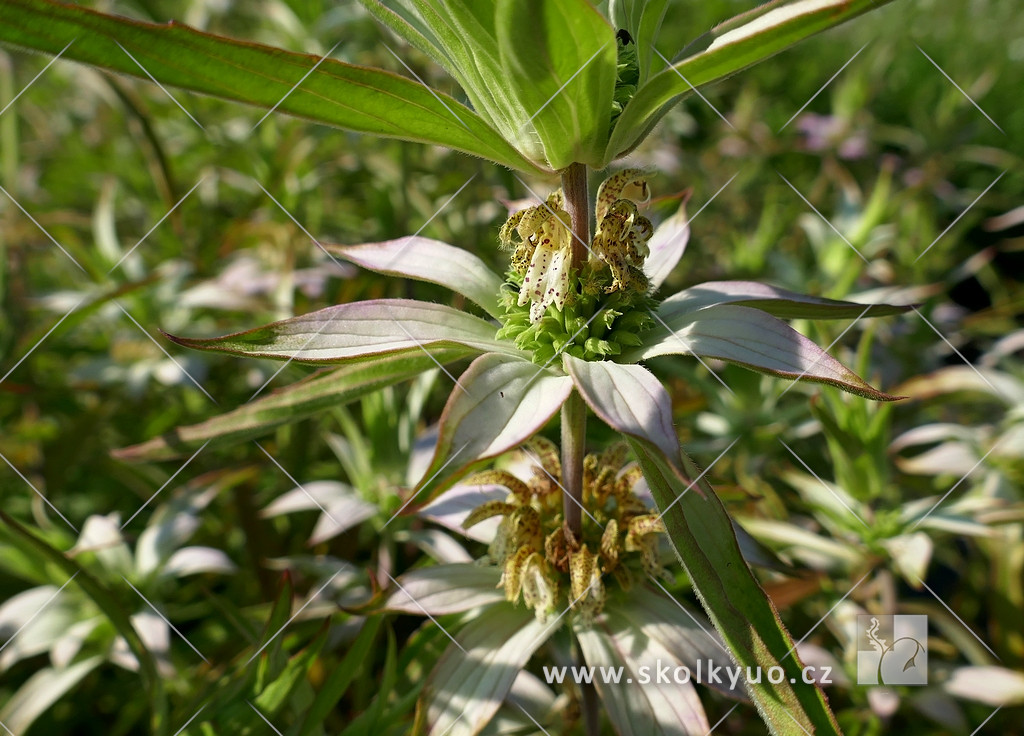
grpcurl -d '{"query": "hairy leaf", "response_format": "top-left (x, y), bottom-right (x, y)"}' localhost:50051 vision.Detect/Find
top-left (166, 299), bottom-right (519, 364)
top-left (0, 0), bottom-right (542, 171)
top-left (607, 0), bottom-right (894, 161)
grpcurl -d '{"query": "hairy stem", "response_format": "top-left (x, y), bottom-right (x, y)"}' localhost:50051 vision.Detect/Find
top-left (561, 162), bottom-right (590, 270)
top-left (560, 163), bottom-right (590, 543)
top-left (561, 390), bottom-right (586, 542)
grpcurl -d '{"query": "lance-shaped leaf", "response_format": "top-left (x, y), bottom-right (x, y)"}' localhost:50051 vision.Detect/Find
top-left (621, 443), bottom-right (842, 735)
top-left (415, 354), bottom-right (573, 499)
top-left (261, 481), bottom-right (378, 546)
top-left (113, 351), bottom-right (471, 461)
top-left (422, 603), bottom-right (558, 736)
top-left (381, 564), bottom-right (504, 615)
top-left (494, 0), bottom-right (618, 168)
top-left (166, 299), bottom-right (522, 364)
top-left (610, 0), bottom-right (670, 87)
top-left (576, 602), bottom-right (711, 735)
top-left (625, 586), bottom-right (748, 701)
top-left (359, 0), bottom-right (526, 161)
top-left (327, 238), bottom-right (506, 319)
top-left (564, 356), bottom-right (679, 462)
top-left (644, 196), bottom-right (691, 291)
top-left (0, 0), bottom-right (542, 172)
top-left (659, 281), bottom-right (912, 321)
top-left (0, 657), bottom-right (103, 735)
top-left (628, 304), bottom-right (900, 400)
top-left (418, 484), bottom-right (508, 543)
top-left (0, 513), bottom-right (168, 733)
top-left (606, 0), bottom-right (893, 161)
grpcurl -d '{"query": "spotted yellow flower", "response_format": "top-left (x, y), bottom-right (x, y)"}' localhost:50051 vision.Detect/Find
top-left (461, 437), bottom-right (671, 624)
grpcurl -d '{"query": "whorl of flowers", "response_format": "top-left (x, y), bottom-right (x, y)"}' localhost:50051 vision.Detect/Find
top-left (496, 170), bottom-right (657, 364)
top-left (462, 438), bottom-right (670, 624)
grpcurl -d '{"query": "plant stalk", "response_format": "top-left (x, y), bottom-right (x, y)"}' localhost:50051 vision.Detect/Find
top-left (560, 390), bottom-right (586, 542)
top-left (560, 163), bottom-right (589, 543)
top-left (561, 162), bottom-right (590, 270)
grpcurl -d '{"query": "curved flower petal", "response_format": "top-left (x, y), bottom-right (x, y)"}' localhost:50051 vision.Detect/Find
top-left (659, 280), bottom-right (912, 321)
top-left (167, 298), bottom-right (523, 364)
top-left (424, 603), bottom-right (559, 736)
top-left (327, 237), bottom-right (506, 319)
top-left (629, 304), bottom-right (900, 400)
top-left (563, 355), bottom-right (678, 462)
top-left (644, 196), bottom-right (690, 291)
top-left (415, 354), bottom-right (573, 498)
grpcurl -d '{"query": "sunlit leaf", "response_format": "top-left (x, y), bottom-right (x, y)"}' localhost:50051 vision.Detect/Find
top-left (494, 0), bottom-right (618, 168)
top-left (0, 657), bottom-right (103, 734)
top-left (166, 299), bottom-right (520, 364)
top-left (644, 196), bottom-right (691, 291)
top-left (415, 353), bottom-right (573, 499)
top-left (327, 237), bottom-right (506, 319)
top-left (564, 355), bottom-right (678, 461)
top-left (576, 603), bottom-right (710, 735)
top-left (629, 304), bottom-right (900, 400)
top-left (261, 481), bottom-right (378, 546)
top-left (623, 442), bottom-right (842, 735)
top-left (0, 513), bottom-right (167, 733)
top-left (382, 564), bottom-right (504, 615)
top-left (423, 603), bottom-right (558, 736)
top-left (659, 280), bottom-right (912, 320)
top-left (944, 666), bottom-right (1024, 707)
top-left (113, 353), bottom-right (471, 461)
top-left (624, 586), bottom-right (748, 701)
top-left (607, 0), bottom-right (894, 160)
top-left (418, 484), bottom-right (509, 543)
top-left (0, 0), bottom-right (542, 171)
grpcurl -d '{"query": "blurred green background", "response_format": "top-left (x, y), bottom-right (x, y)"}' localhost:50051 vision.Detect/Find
top-left (1, 0), bottom-right (1021, 733)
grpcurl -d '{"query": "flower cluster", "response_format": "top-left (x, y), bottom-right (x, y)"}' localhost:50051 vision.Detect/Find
top-left (462, 438), bottom-right (670, 624)
top-left (496, 169), bottom-right (658, 363)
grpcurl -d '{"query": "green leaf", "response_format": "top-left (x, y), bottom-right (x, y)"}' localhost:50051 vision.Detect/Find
top-left (0, 0), bottom-right (542, 172)
top-left (628, 304), bottom-right (901, 400)
top-left (563, 356), bottom-right (678, 460)
top-left (298, 616), bottom-right (383, 736)
top-left (607, 0), bottom-right (894, 160)
top-left (359, 0), bottom-right (528, 161)
top-left (0, 513), bottom-right (168, 735)
top-left (166, 299), bottom-right (522, 364)
top-left (112, 353), bottom-right (468, 461)
top-left (414, 353), bottom-right (573, 499)
top-left (609, 0), bottom-right (669, 86)
top-left (622, 586), bottom-right (749, 701)
top-left (0, 657), bottom-right (103, 734)
top-left (253, 624), bottom-right (329, 716)
top-left (327, 237), bottom-right (506, 319)
top-left (575, 606), bottom-right (711, 735)
top-left (422, 603), bottom-right (558, 736)
top-left (644, 196), bottom-right (691, 291)
top-left (495, 0), bottom-right (618, 168)
top-left (659, 280), bottom-right (912, 320)
top-left (382, 564), bottom-right (505, 615)
top-left (620, 444), bottom-right (842, 735)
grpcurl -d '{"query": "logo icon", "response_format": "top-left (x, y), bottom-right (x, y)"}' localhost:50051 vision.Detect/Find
top-left (856, 614), bottom-right (928, 685)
